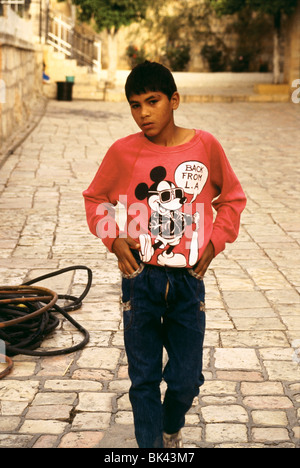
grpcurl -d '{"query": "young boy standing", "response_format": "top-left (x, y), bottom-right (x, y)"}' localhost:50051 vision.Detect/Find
top-left (83, 61), bottom-right (246, 448)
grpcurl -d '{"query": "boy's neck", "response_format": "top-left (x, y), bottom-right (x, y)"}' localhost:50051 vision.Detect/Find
top-left (146, 124), bottom-right (195, 147)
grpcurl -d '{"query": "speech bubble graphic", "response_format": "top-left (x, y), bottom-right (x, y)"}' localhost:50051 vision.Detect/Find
top-left (175, 161), bottom-right (208, 203)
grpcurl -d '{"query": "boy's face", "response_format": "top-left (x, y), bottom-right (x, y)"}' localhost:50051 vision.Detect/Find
top-left (128, 91), bottom-right (179, 142)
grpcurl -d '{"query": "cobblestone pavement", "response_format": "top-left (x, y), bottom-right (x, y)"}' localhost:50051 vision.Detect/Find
top-left (0, 100), bottom-right (299, 448)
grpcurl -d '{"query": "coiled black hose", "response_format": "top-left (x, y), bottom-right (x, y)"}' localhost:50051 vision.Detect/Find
top-left (0, 266), bottom-right (92, 378)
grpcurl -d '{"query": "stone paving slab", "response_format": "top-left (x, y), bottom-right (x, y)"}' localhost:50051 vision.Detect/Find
top-left (0, 100), bottom-right (299, 448)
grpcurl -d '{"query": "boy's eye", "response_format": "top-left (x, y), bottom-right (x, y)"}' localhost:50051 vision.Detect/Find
top-left (149, 100), bottom-right (158, 105)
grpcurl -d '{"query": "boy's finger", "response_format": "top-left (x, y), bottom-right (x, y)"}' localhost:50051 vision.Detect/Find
top-left (194, 242), bottom-right (214, 277)
top-left (194, 255), bottom-right (210, 277)
top-left (123, 251), bottom-right (139, 275)
top-left (194, 261), bottom-right (206, 278)
top-left (198, 263), bottom-right (208, 278)
top-left (124, 261), bottom-right (139, 276)
top-left (126, 237), bottom-right (140, 250)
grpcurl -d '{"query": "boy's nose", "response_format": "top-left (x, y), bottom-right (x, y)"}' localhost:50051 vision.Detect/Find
top-left (141, 106), bottom-right (150, 118)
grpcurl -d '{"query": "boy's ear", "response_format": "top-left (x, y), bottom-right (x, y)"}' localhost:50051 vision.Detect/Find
top-left (171, 92), bottom-right (180, 110)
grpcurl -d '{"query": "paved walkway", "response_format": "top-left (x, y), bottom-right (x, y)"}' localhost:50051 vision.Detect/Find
top-left (0, 99), bottom-right (299, 448)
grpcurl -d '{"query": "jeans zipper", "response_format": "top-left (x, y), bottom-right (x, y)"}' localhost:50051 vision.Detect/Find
top-left (165, 280), bottom-right (170, 306)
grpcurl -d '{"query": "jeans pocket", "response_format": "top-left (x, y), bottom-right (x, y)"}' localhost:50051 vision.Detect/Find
top-left (123, 302), bottom-right (134, 331)
top-left (121, 263), bottom-right (145, 280)
top-left (186, 269), bottom-right (205, 304)
top-left (121, 265), bottom-right (145, 331)
top-left (197, 306), bottom-right (206, 334)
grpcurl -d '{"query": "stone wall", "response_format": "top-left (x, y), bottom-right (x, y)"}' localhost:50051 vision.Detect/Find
top-left (99, 0), bottom-right (276, 73)
top-left (0, 7), bottom-right (43, 149)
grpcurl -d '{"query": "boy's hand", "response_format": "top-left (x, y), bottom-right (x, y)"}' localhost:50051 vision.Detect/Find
top-left (112, 236), bottom-right (140, 276)
top-left (193, 241), bottom-right (215, 278)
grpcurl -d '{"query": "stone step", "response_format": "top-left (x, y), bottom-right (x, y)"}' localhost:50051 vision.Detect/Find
top-left (73, 85), bottom-right (104, 100)
top-left (44, 45), bottom-right (96, 84)
top-left (43, 81), bottom-right (290, 103)
top-left (43, 82), bottom-right (104, 101)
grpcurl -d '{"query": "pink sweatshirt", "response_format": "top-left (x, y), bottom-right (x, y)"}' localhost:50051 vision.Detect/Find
top-left (83, 130), bottom-right (246, 269)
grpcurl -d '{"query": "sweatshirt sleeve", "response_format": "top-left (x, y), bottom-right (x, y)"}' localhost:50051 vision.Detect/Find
top-left (206, 134), bottom-right (247, 257)
top-left (82, 141), bottom-right (129, 252)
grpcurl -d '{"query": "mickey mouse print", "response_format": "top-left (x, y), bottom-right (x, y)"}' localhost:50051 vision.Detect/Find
top-left (83, 130), bottom-right (247, 268)
top-left (135, 164), bottom-right (208, 268)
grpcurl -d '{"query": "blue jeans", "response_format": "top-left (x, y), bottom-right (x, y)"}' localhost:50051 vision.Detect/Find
top-left (122, 252), bottom-right (206, 448)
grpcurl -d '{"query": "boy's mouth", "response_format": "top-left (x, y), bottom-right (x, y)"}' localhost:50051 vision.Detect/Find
top-left (142, 122), bottom-right (155, 130)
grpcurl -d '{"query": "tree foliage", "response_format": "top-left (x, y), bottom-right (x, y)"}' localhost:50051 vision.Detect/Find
top-left (210, 0), bottom-right (298, 83)
top-left (210, 0), bottom-right (298, 19)
top-left (73, 0), bottom-right (150, 33)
